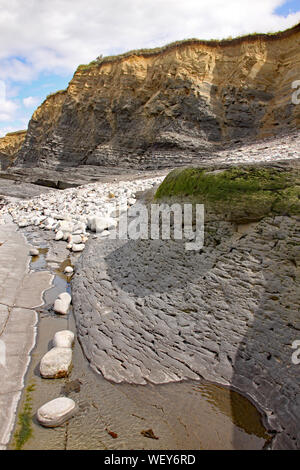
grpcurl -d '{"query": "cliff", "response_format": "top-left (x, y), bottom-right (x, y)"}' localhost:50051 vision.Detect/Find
top-left (13, 23), bottom-right (300, 169)
top-left (0, 130), bottom-right (26, 170)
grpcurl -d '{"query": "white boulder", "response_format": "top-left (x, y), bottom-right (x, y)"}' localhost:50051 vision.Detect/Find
top-left (39, 347), bottom-right (72, 378)
top-left (53, 292), bottom-right (71, 315)
top-left (64, 266), bottom-right (74, 274)
top-left (87, 216), bottom-right (117, 233)
top-left (72, 243), bottom-right (85, 252)
top-left (53, 330), bottom-right (74, 349)
top-left (29, 248), bottom-right (39, 256)
top-left (37, 397), bottom-right (77, 427)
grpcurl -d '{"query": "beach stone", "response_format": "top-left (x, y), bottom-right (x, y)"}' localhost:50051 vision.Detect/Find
top-left (29, 248), bottom-right (39, 256)
top-left (95, 217), bottom-right (116, 233)
top-left (39, 347), bottom-right (72, 378)
top-left (69, 234), bottom-right (82, 244)
top-left (55, 230), bottom-right (64, 241)
top-left (44, 217), bottom-right (56, 229)
top-left (53, 292), bottom-right (71, 315)
top-left (72, 243), bottom-right (85, 252)
top-left (64, 266), bottom-right (74, 274)
top-left (87, 216), bottom-right (117, 233)
top-left (53, 330), bottom-right (75, 349)
top-left (73, 222), bottom-right (86, 233)
top-left (37, 397), bottom-right (77, 427)
top-left (57, 220), bottom-right (74, 233)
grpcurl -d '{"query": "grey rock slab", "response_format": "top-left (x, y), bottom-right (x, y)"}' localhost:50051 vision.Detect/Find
top-left (72, 213), bottom-right (300, 449)
top-left (0, 391), bottom-right (22, 446)
top-left (0, 222), bottom-right (53, 449)
top-left (15, 271), bottom-right (53, 309)
top-left (0, 304), bottom-right (9, 335)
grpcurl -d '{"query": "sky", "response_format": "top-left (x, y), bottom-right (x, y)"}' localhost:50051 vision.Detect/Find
top-left (0, 0), bottom-right (299, 137)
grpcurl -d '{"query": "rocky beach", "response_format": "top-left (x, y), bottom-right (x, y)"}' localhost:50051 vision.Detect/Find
top-left (0, 20), bottom-right (300, 451)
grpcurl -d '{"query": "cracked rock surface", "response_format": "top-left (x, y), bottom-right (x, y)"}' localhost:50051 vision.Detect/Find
top-left (72, 211), bottom-right (300, 449)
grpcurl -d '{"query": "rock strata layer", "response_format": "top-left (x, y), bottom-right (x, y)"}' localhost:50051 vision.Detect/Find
top-left (72, 163), bottom-right (300, 450)
top-left (0, 131), bottom-right (26, 170)
top-left (9, 24), bottom-right (300, 170)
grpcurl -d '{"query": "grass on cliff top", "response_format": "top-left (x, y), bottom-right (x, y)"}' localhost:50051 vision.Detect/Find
top-left (45, 89), bottom-right (66, 100)
top-left (155, 166), bottom-right (300, 223)
top-left (76, 22), bottom-right (300, 72)
top-left (4, 130), bottom-right (26, 137)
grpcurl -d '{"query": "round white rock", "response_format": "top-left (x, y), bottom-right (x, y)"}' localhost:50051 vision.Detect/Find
top-left (37, 397), bottom-right (77, 427)
top-left (53, 330), bottom-right (74, 349)
top-left (64, 266), bottom-right (74, 274)
top-left (54, 292), bottom-right (72, 315)
top-left (40, 347), bottom-right (72, 378)
top-left (72, 243), bottom-right (85, 252)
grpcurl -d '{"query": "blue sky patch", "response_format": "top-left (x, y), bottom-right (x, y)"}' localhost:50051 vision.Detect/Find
top-left (275, 0), bottom-right (300, 17)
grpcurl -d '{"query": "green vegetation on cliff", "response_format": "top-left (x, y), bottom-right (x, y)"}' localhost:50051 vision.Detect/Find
top-left (155, 166), bottom-right (300, 223)
top-left (76, 22), bottom-right (300, 72)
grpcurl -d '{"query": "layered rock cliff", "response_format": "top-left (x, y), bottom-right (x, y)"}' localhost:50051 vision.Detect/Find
top-left (0, 130), bottom-right (26, 170)
top-left (13, 24), bottom-right (300, 169)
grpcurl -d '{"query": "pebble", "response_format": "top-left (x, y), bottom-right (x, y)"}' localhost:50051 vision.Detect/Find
top-left (68, 234), bottom-right (82, 244)
top-left (53, 292), bottom-right (72, 315)
top-left (29, 248), bottom-right (39, 256)
top-left (39, 347), bottom-right (72, 378)
top-left (64, 266), bottom-right (74, 274)
top-left (1, 178), bottom-right (165, 251)
top-left (37, 397), bottom-right (77, 427)
top-left (72, 243), bottom-right (85, 252)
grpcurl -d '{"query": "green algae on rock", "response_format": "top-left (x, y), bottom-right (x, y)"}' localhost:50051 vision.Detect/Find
top-left (155, 165), bottom-right (300, 223)
top-left (13, 383), bottom-right (35, 450)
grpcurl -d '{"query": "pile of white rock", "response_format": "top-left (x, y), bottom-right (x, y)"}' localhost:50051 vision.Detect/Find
top-left (1, 177), bottom-right (164, 255)
top-left (40, 330), bottom-right (74, 379)
top-left (38, 330), bottom-right (76, 427)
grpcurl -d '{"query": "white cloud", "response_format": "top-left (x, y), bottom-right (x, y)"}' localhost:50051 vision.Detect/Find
top-left (0, 0), bottom-right (298, 83)
top-left (0, 125), bottom-right (22, 137)
top-left (0, 80), bottom-right (18, 122)
top-left (23, 96), bottom-right (40, 108)
top-left (0, 0), bottom-right (299, 131)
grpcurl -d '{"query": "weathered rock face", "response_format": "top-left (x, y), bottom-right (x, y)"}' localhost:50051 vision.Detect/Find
top-left (0, 131), bottom-right (26, 170)
top-left (72, 162), bottom-right (300, 449)
top-left (14, 25), bottom-right (300, 169)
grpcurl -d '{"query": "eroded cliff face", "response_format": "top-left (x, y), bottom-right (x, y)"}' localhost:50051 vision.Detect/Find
top-left (0, 130), bottom-right (26, 170)
top-left (14, 25), bottom-right (300, 169)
